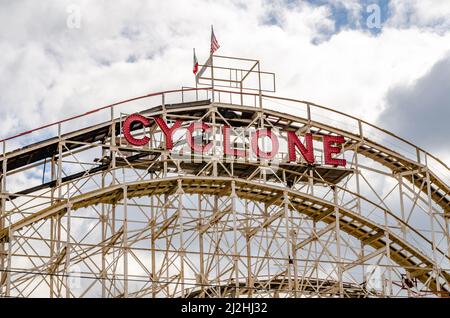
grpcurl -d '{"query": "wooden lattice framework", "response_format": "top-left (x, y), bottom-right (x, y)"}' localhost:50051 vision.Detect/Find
top-left (0, 55), bottom-right (449, 298)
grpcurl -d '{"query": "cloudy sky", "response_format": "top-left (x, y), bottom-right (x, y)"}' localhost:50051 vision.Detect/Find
top-left (0, 0), bottom-right (449, 163)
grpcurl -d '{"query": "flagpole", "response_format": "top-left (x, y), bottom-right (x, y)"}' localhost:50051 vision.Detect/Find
top-left (210, 25), bottom-right (215, 103)
top-left (194, 48), bottom-right (198, 101)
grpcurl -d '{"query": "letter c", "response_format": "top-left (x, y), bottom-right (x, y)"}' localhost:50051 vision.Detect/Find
top-left (123, 114), bottom-right (150, 146)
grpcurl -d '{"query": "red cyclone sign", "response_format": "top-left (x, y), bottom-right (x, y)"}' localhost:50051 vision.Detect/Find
top-left (123, 114), bottom-right (347, 167)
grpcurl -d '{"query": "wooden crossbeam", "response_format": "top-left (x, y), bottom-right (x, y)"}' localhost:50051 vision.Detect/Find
top-left (152, 212), bottom-right (179, 241)
top-left (247, 209), bottom-right (285, 238)
top-left (199, 204), bottom-right (232, 234)
top-left (296, 222), bottom-right (336, 250)
top-left (343, 247), bottom-right (386, 272)
top-left (48, 246), bottom-right (67, 274)
top-left (104, 225), bottom-right (124, 255)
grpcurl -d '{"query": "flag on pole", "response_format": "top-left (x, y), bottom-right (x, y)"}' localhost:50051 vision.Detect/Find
top-left (193, 48), bottom-right (199, 75)
top-left (210, 25), bottom-right (220, 55)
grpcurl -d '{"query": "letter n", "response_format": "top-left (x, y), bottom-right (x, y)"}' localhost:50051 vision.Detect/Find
top-left (287, 132), bottom-right (314, 163)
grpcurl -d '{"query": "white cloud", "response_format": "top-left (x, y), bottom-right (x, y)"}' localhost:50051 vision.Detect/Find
top-left (388, 0), bottom-right (450, 31)
top-left (0, 0), bottom-right (449, 161)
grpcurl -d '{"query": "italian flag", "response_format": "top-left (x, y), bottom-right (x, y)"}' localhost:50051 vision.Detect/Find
top-left (193, 48), bottom-right (199, 75)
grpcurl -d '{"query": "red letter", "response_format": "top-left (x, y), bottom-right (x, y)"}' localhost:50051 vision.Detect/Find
top-left (187, 122), bottom-right (212, 153)
top-left (287, 132), bottom-right (314, 163)
top-left (153, 116), bottom-right (183, 150)
top-left (251, 129), bottom-right (279, 159)
top-left (323, 135), bottom-right (346, 167)
top-left (123, 114), bottom-right (150, 146)
top-left (223, 126), bottom-right (246, 157)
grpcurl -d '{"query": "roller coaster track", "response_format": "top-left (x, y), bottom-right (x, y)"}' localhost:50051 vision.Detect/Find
top-left (0, 177), bottom-right (448, 294)
top-left (0, 88), bottom-right (449, 297)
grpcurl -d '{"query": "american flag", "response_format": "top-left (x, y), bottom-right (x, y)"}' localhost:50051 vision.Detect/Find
top-left (210, 26), bottom-right (220, 55)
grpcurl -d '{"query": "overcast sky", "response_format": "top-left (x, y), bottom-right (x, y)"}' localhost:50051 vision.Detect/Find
top-left (0, 0), bottom-right (449, 163)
